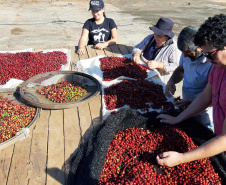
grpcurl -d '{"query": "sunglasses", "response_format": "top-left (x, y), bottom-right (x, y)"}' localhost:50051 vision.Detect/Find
top-left (201, 49), bottom-right (219, 60)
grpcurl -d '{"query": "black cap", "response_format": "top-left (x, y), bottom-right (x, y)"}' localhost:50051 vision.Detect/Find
top-left (89, 0), bottom-right (104, 11)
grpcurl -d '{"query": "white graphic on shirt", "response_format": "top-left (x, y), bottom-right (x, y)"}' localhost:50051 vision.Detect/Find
top-left (91, 28), bottom-right (109, 42)
top-left (91, 28), bottom-right (109, 33)
top-left (102, 34), bottom-right (105, 42)
top-left (94, 32), bottom-right (103, 42)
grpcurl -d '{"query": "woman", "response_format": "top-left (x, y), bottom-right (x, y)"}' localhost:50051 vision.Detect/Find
top-left (132, 17), bottom-right (180, 83)
top-left (156, 14), bottom-right (226, 167)
top-left (77, 0), bottom-right (118, 56)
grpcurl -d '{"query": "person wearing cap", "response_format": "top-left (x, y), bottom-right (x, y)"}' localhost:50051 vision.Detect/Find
top-left (77, 0), bottom-right (118, 56)
top-left (165, 26), bottom-right (213, 129)
top-left (156, 14), bottom-right (226, 167)
top-left (132, 17), bottom-right (180, 84)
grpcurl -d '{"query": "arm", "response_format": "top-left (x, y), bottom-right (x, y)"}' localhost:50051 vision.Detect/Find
top-left (147, 44), bottom-right (181, 71)
top-left (106, 27), bottom-right (118, 46)
top-left (177, 83), bottom-right (212, 121)
top-left (147, 60), bottom-right (165, 70)
top-left (77, 28), bottom-right (89, 56)
top-left (174, 97), bottom-right (195, 109)
top-left (95, 27), bottom-right (118, 49)
top-left (165, 65), bottom-right (184, 97)
top-left (168, 65), bottom-right (184, 84)
top-left (157, 119), bottom-right (226, 167)
top-left (157, 83), bottom-right (212, 124)
top-left (132, 34), bottom-right (152, 63)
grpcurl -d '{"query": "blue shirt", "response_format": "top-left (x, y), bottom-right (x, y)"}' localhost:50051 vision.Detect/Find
top-left (180, 54), bottom-right (213, 98)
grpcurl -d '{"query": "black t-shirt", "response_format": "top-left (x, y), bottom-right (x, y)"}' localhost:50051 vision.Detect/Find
top-left (83, 17), bottom-right (117, 45)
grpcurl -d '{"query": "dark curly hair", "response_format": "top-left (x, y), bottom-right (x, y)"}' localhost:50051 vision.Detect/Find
top-left (195, 14), bottom-right (226, 50)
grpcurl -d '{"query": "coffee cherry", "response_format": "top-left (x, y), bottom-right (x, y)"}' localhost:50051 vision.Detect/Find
top-left (99, 126), bottom-right (221, 184)
top-left (100, 57), bottom-right (147, 81)
top-left (0, 94), bottom-right (36, 143)
top-left (38, 80), bottom-right (87, 103)
top-left (0, 51), bottom-right (67, 85)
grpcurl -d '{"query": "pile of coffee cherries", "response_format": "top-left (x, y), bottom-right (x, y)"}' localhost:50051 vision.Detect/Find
top-left (104, 80), bottom-right (174, 111)
top-left (0, 51), bottom-right (67, 85)
top-left (38, 80), bottom-right (87, 103)
top-left (100, 57), bottom-right (147, 81)
top-left (99, 126), bottom-right (221, 184)
top-left (0, 94), bottom-right (36, 143)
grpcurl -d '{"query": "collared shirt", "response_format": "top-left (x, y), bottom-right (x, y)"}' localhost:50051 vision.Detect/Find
top-left (180, 54), bottom-right (213, 98)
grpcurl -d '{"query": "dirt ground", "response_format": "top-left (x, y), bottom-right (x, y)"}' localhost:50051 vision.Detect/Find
top-left (0, 0), bottom-right (225, 96)
top-left (0, 0), bottom-right (225, 49)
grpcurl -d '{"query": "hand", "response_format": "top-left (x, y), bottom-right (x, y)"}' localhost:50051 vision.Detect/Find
top-left (95, 43), bottom-right (105, 50)
top-left (147, 60), bottom-right (160, 69)
top-left (156, 151), bottom-right (183, 167)
top-left (165, 81), bottom-right (176, 97)
top-left (77, 48), bottom-right (85, 56)
top-left (174, 97), bottom-right (194, 109)
top-left (156, 114), bottom-right (181, 124)
top-left (132, 53), bottom-right (140, 63)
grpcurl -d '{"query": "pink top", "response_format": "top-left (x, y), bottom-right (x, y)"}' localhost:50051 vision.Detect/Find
top-left (209, 65), bottom-right (226, 135)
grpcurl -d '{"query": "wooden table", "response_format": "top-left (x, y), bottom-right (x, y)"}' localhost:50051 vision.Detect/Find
top-left (0, 44), bottom-right (133, 185)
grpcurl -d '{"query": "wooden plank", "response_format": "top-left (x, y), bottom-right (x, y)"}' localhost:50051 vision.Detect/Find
top-left (78, 103), bottom-right (92, 142)
top-left (72, 46), bottom-right (80, 71)
top-left (95, 47), bottom-right (105, 56)
top-left (64, 107), bottom-right (80, 185)
top-left (0, 145), bottom-right (14, 185)
top-left (74, 46), bottom-right (78, 55)
top-left (27, 110), bottom-right (50, 185)
top-left (125, 45), bottom-right (133, 54)
top-left (69, 47), bottom-right (74, 71)
top-left (46, 110), bottom-right (65, 185)
top-left (7, 131), bottom-right (33, 185)
top-left (86, 45), bottom-right (97, 58)
top-left (103, 46), bottom-right (113, 56)
top-left (88, 94), bottom-right (102, 127)
top-left (109, 44), bottom-right (122, 56)
top-left (117, 44), bottom-right (130, 55)
top-left (64, 107), bottom-right (80, 159)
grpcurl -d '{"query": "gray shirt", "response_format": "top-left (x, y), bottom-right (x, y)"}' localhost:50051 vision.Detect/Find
top-left (132, 34), bottom-right (181, 83)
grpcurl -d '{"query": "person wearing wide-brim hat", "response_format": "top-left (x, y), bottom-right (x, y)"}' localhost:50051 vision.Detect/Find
top-left (77, 0), bottom-right (118, 56)
top-left (132, 17), bottom-right (180, 83)
top-left (157, 14), bottom-right (226, 167)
